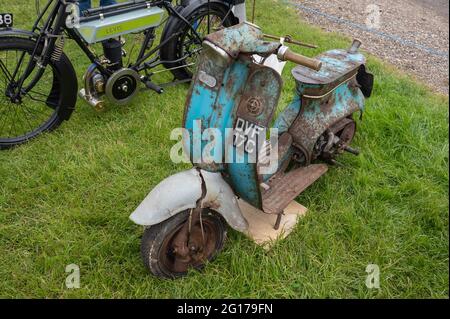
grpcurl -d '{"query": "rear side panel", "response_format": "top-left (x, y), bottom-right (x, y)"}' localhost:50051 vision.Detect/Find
top-left (289, 78), bottom-right (365, 163)
top-left (288, 49), bottom-right (367, 163)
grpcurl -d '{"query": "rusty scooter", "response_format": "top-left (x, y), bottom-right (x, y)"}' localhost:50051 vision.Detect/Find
top-left (130, 22), bottom-right (374, 278)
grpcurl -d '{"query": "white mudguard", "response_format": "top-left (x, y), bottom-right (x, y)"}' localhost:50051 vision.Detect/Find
top-left (232, 3), bottom-right (247, 23)
top-left (129, 169), bottom-right (249, 232)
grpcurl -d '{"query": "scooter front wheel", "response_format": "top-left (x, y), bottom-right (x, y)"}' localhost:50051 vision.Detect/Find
top-left (140, 209), bottom-right (227, 278)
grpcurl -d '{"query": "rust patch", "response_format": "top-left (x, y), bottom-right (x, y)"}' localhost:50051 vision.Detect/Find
top-left (204, 200), bottom-right (221, 210)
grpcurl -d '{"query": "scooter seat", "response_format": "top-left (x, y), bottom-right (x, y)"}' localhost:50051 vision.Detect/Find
top-left (292, 49), bottom-right (366, 97)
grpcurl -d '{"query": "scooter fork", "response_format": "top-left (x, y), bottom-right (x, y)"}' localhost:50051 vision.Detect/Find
top-left (172, 206), bottom-right (206, 263)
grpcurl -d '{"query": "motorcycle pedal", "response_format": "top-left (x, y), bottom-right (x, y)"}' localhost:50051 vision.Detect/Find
top-left (144, 81), bottom-right (164, 94)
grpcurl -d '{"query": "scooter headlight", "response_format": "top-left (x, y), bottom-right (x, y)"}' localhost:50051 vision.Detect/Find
top-left (202, 41), bottom-right (232, 66)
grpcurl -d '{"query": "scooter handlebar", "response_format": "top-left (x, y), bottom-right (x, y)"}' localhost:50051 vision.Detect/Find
top-left (278, 46), bottom-right (322, 71)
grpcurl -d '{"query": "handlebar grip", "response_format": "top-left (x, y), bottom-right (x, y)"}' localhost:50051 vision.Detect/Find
top-left (278, 47), bottom-right (322, 71)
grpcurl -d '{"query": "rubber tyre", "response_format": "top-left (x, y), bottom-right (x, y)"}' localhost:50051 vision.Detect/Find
top-left (140, 209), bottom-right (227, 279)
top-left (160, 1), bottom-right (237, 80)
top-left (0, 37), bottom-right (77, 150)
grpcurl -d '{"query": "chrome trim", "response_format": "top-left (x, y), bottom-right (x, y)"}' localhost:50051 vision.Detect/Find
top-left (302, 75), bottom-right (356, 99)
top-left (277, 45), bottom-right (289, 61)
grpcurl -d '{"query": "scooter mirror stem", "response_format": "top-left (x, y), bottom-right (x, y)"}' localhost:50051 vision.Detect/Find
top-left (264, 33), bottom-right (318, 49)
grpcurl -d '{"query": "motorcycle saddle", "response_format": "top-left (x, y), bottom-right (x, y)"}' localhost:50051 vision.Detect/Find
top-left (292, 49), bottom-right (366, 97)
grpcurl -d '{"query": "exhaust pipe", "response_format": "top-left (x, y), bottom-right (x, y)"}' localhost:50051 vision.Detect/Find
top-left (78, 88), bottom-right (105, 111)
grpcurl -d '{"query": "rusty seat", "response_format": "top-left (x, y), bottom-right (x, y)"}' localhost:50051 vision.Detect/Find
top-left (292, 49), bottom-right (366, 97)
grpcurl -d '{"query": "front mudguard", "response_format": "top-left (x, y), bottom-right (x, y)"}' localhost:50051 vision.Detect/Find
top-left (130, 169), bottom-right (249, 232)
top-left (0, 30), bottom-right (78, 120)
top-left (160, 0), bottom-right (239, 47)
top-left (0, 28), bottom-right (37, 39)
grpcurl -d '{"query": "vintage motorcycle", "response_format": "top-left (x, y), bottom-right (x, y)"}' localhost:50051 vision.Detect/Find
top-left (0, 0), bottom-right (246, 149)
top-left (130, 22), bottom-right (374, 278)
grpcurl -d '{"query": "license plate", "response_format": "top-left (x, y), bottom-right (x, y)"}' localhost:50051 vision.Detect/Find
top-left (0, 13), bottom-right (13, 28)
top-left (233, 117), bottom-right (266, 154)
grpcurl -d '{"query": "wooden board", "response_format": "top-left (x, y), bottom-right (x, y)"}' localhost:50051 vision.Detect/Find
top-left (238, 199), bottom-right (308, 249)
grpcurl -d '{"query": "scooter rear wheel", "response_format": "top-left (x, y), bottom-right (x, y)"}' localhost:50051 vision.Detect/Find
top-left (140, 209), bottom-right (227, 278)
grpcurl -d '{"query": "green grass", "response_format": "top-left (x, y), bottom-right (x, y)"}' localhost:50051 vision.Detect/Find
top-left (0, 0), bottom-right (448, 298)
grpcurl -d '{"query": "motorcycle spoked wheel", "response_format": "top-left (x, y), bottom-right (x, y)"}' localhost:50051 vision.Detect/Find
top-left (0, 37), bottom-right (76, 150)
top-left (140, 209), bottom-right (227, 278)
top-left (160, 2), bottom-right (237, 80)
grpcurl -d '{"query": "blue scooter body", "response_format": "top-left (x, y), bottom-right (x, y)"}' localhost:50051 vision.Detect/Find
top-left (183, 22), bottom-right (370, 209)
top-left (130, 21), bottom-right (373, 279)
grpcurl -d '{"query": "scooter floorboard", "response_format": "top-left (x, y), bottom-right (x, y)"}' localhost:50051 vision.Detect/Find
top-left (262, 164), bottom-right (328, 215)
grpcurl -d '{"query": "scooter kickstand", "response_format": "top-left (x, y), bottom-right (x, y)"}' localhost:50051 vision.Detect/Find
top-left (274, 212), bottom-right (284, 230)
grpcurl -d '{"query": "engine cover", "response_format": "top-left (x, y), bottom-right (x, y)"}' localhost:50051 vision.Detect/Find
top-left (105, 68), bottom-right (140, 105)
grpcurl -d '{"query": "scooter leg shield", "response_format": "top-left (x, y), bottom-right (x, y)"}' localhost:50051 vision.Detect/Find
top-left (129, 169), bottom-right (249, 232)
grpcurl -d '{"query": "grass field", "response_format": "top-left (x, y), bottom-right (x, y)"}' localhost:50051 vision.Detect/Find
top-left (0, 0), bottom-right (448, 298)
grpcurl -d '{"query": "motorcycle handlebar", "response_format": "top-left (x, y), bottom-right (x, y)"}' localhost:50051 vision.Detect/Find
top-left (278, 46), bottom-right (322, 71)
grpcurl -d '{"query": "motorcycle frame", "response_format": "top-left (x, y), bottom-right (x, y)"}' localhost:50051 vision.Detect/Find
top-left (5, 0), bottom-right (235, 100)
